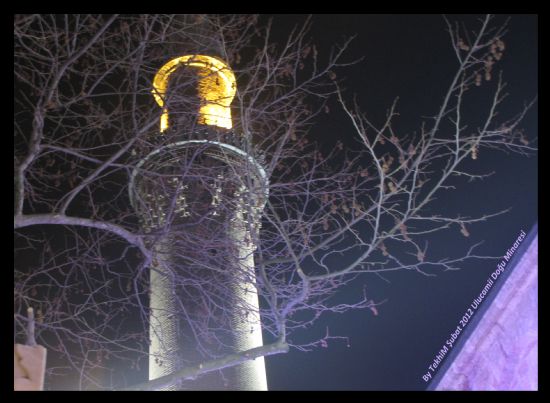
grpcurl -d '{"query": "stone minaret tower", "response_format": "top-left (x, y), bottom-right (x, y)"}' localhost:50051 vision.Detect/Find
top-left (129, 16), bottom-right (268, 390)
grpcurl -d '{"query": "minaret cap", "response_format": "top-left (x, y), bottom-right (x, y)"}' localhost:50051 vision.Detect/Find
top-left (153, 55), bottom-right (237, 132)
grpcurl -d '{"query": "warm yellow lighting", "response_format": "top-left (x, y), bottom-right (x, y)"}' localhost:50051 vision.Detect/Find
top-left (153, 55), bottom-right (236, 132)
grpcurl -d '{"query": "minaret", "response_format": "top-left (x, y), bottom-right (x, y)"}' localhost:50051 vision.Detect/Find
top-left (128, 25), bottom-right (268, 390)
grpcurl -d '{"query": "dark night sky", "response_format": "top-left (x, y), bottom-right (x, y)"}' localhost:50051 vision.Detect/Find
top-left (262, 14), bottom-right (537, 391)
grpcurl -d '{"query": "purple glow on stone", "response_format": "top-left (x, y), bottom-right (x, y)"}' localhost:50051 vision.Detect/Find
top-left (436, 233), bottom-right (538, 391)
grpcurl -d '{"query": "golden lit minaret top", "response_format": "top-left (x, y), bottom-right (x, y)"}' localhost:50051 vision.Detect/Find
top-left (152, 55), bottom-right (237, 132)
